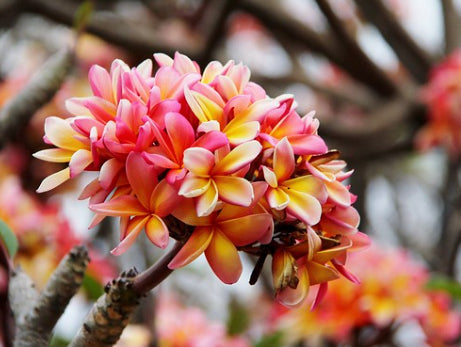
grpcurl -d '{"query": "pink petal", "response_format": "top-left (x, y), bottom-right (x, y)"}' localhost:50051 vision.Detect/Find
top-left (165, 112), bottom-right (195, 162)
top-left (325, 180), bottom-right (352, 206)
top-left (89, 65), bottom-right (114, 103)
top-left (289, 134), bottom-right (327, 155)
top-left (111, 216), bottom-right (149, 255)
top-left (273, 137), bottom-right (294, 182)
top-left (154, 53), bottom-right (173, 67)
top-left (283, 188), bottom-right (322, 226)
top-left (214, 176), bottom-right (253, 206)
top-left (90, 195), bottom-right (147, 216)
top-left (202, 60), bottom-right (224, 84)
top-left (192, 130), bottom-right (229, 152)
top-left (168, 226), bottom-right (213, 269)
top-left (172, 51), bottom-right (200, 74)
top-left (195, 180), bottom-right (219, 217)
top-left (311, 282), bottom-right (328, 310)
top-left (99, 158), bottom-right (124, 190)
top-left (218, 213), bottom-right (273, 246)
top-left (172, 198), bottom-right (214, 226)
top-left (69, 149), bottom-right (93, 178)
top-left (213, 140), bottom-right (261, 175)
top-left (182, 147), bottom-right (215, 176)
top-left (145, 215), bottom-right (169, 249)
top-left (126, 152), bottom-right (157, 208)
top-left (150, 179), bottom-right (181, 216)
top-left (262, 166), bottom-right (278, 188)
top-left (142, 152), bottom-right (178, 169)
top-left (205, 231), bottom-right (242, 284)
top-left (36, 168), bottom-right (70, 193)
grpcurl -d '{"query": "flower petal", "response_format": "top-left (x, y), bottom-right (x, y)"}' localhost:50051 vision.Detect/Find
top-left (225, 121), bottom-right (260, 145)
top-left (284, 175), bottom-right (328, 203)
top-left (266, 187), bottom-right (290, 210)
top-left (36, 167), bottom-right (70, 193)
top-left (145, 215), bottom-right (169, 249)
top-left (178, 175), bottom-right (211, 198)
top-left (33, 148), bottom-right (74, 163)
top-left (205, 231), bottom-right (242, 284)
top-left (168, 227), bottom-right (213, 269)
top-left (276, 267), bottom-right (309, 308)
top-left (306, 262), bottom-right (339, 285)
top-left (283, 188), bottom-right (322, 225)
top-left (111, 216), bottom-right (148, 255)
top-left (99, 158), bottom-right (124, 190)
top-left (90, 195), bottom-right (147, 216)
top-left (218, 213), bottom-right (272, 246)
top-left (214, 176), bottom-right (253, 206)
top-left (325, 180), bottom-right (351, 206)
top-left (273, 137), bottom-right (294, 182)
top-left (213, 140), bottom-right (262, 174)
top-left (44, 117), bottom-right (85, 150)
top-left (69, 149), bottom-right (93, 178)
top-left (195, 180), bottom-right (219, 217)
top-left (182, 147), bottom-right (215, 176)
top-left (126, 152), bottom-right (157, 208)
top-left (150, 179), bottom-right (181, 216)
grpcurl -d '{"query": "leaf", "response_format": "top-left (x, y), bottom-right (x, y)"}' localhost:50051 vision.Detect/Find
top-left (74, 1), bottom-right (94, 33)
top-left (253, 331), bottom-right (285, 347)
top-left (226, 298), bottom-right (250, 336)
top-left (49, 335), bottom-right (70, 347)
top-left (426, 275), bottom-right (461, 301)
top-left (81, 274), bottom-right (104, 301)
top-left (0, 219), bottom-right (18, 258)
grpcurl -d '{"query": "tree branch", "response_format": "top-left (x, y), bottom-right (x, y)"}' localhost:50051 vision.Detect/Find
top-left (0, 49), bottom-right (73, 150)
top-left (68, 269), bottom-right (140, 347)
top-left (10, 246), bottom-right (89, 347)
top-left (353, 0), bottom-right (433, 83)
top-left (22, 0), bottom-right (202, 61)
top-left (238, 0), bottom-right (397, 96)
top-left (441, 0), bottom-right (461, 55)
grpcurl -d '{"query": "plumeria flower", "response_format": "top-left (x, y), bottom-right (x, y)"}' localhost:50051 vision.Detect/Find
top-left (178, 140), bottom-right (262, 217)
top-left (90, 152), bottom-right (180, 254)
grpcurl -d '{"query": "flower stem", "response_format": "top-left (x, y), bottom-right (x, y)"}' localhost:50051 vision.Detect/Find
top-left (131, 240), bottom-right (184, 295)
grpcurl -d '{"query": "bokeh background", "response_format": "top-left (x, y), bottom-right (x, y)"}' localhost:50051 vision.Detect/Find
top-left (1, 0), bottom-right (461, 346)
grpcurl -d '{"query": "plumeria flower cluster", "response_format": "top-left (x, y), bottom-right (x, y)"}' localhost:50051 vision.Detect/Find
top-left (34, 52), bottom-right (369, 307)
top-left (270, 245), bottom-right (461, 346)
top-left (417, 50), bottom-right (461, 157)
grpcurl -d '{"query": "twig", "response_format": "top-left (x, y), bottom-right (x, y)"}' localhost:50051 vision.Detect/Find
top-left (441, 0), bottom-right (461, 55)
top-left (353, 0), bottom-right (433, 83)
top-left (11, 246), bottom-right (89, 347)
top-left (314, 0), bottom-right (397, 97)
top-left (23, 0), bottom-right (202, 60)
top-left (0, 49), bottom-right (73, 150)
top-left (238, 0), bottom-right (397, 96)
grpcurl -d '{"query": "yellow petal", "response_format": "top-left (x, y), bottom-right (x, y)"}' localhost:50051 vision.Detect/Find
top-left (36, 167), bottom-right (71, 193)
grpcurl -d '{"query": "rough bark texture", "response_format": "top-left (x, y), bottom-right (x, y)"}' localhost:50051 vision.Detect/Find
top-left (10, 246), bottom-right (89, 347)
top-left (68, 268), bottom-right (141, 347)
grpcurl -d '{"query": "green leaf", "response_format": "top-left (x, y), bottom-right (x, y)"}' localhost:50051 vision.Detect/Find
top-left (49, 335), bottom-right (70, 347)
top-left (82, 274), bottom-right (104, 301)
top-left (0, 219), bottom-right (18, 258)
top-left (426, 275), bottom-right (461, 301)
top-left (227, 298), bottom-right (250, 336)
top-left (253, 331), bottom-right (285, 347)
top-left (74, 1), bottom-right (94, 33)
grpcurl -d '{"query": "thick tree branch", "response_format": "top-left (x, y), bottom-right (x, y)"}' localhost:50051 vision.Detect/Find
top-left (441, 0), bottom-right (461, 55)
top-left (239, 0), bottom-right (397, 97)
top-left (68, 269), bottom-right (141, 347)
top-left (69, 240), bottom-right (184, 347)
top-left (11, 246), bottom-right (89, 347)
top-left (0, 49), bottom-right (73, 150)
top-left (354, 0), bottom-right (433, 83)
top-left (22, 0), bottom-right (202, 61)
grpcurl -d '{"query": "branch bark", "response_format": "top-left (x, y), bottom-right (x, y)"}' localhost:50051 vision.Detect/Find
top-left (354, 0), bottom-right (433, 83)
top-left (441, 0), bottom-right (461, 55)
top-left (10, 245), bottom-right (89, 347)
top-left (0, 49), bottom-right (73, 150)
top-left (239, 0), bottom-right (397, 97)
